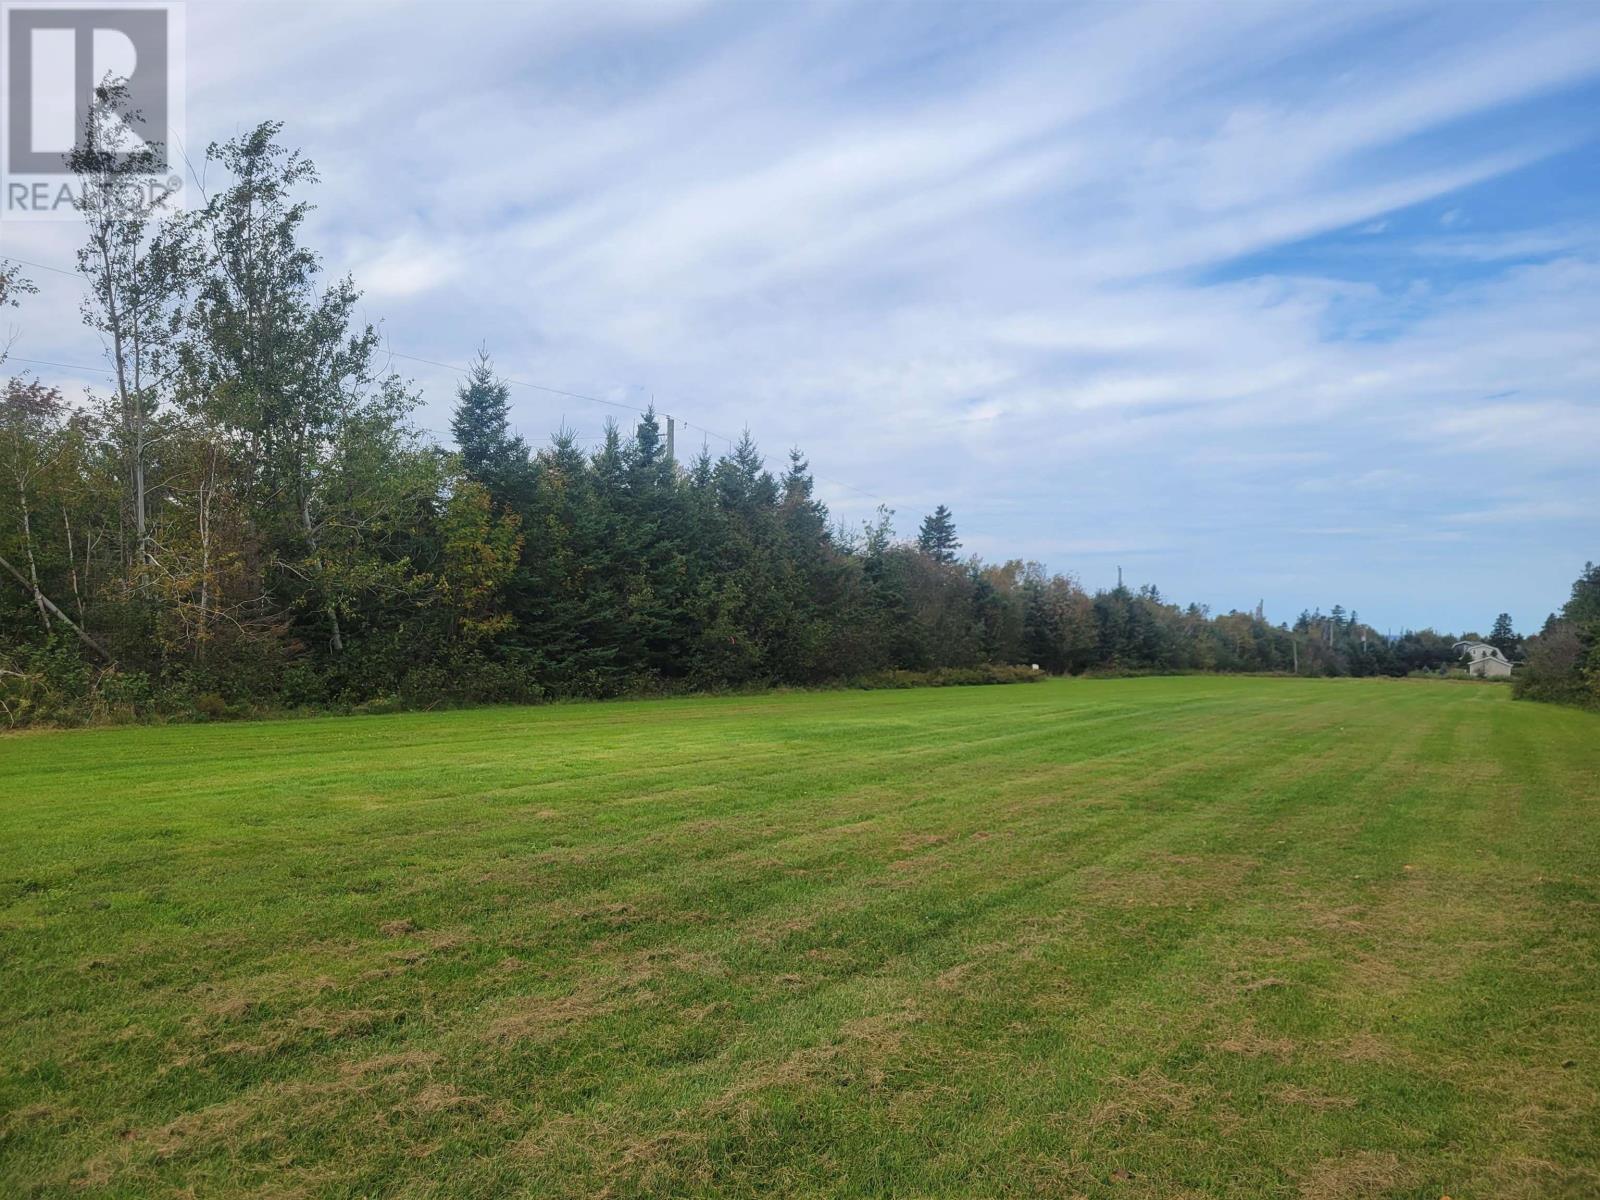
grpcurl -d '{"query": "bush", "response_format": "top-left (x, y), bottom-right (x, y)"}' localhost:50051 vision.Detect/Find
top-left (394, 654), bottom-right (545, 709)
top-left (1513, 622), bottom-right (1599, 710)
top-left (0, 638), bottom-right (96, 727)
top-left (194, 692), bottom-right (230, 721)
top-left (280, 661), bottom-right (331, 707)
top-left (855, 664), bottom-right (1045, 690)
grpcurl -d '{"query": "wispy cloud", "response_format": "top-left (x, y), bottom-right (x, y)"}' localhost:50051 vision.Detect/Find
top-left (3, 0), bottom-right (1597, 633)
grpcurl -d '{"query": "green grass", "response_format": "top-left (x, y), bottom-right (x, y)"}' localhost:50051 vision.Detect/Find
top-left (2, 677), bottom-right (1598, 1198)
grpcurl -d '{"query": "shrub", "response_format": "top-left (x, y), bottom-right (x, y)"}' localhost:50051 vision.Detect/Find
top-left (97, 669), bottom-right (151, 709)
top-left (194, 692), bottom-right (230, 721)
top-left (855, 664), bottom-right (1045, 690)
top-left (1513, 622), bottom-right (1598, 710)
top-left (280, 661), bottom-right (330, 707)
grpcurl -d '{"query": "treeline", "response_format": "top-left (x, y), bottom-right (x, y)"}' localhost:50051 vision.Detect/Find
top-left (0, 109), bottom-right (1558, 726)
top-left (1512, 563), bottom-right (1600, 710)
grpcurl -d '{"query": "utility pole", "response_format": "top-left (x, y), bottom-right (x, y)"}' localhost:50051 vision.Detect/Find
top-left (665, 415), bottom-right (675, 468)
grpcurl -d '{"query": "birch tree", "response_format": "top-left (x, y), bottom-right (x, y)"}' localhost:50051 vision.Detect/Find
top-left (68, 81), bottom-right (185, 583)
top-left (0, 381), bottom-right (68, 632)
top-left (178, 121), bottom-right (421, 653)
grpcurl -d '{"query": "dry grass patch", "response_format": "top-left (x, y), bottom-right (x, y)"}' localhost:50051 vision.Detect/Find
top-left (1213, 1019), bottom-right (1299, 1061)
top-left (1270, 1083), bottom-right (1358, 1111)
top-left (1082, 1067), bottom-right (1207, 1131)
top-left (1296, 1150), bottom-right (1415, 1199)
top-left (484, 960), bottom-right (659, 1043)
top-left (1080, 852), bottom-right (1259, 910)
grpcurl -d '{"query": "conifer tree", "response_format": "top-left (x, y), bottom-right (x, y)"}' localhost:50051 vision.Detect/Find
top-left (1488, 612), bottom-right (1517, 654)
top-left (450, 348), bottom-right (528, 499)
top-left (917, 504), bottom-right (960, 564)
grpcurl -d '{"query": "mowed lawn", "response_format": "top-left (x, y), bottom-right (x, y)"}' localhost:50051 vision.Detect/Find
top-left (2, 679), bottom-right (1598, 1198)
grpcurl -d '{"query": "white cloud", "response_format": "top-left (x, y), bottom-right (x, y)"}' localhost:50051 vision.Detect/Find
top-left (346, 235), bottom-right (461, 301)
top-left (1, 0), bottom-right (1596, 631)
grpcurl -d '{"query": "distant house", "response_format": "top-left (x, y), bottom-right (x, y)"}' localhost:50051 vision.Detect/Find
top-left (1455, 641), bottom-right (1513, 678)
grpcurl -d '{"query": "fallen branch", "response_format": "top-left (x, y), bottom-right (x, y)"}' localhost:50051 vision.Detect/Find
top-left (0, 552), bottom-right (116, 663)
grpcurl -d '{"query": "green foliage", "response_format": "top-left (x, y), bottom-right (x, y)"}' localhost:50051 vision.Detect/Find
top-left (1567, 561), bottom-right (1600, 626)
top-left (0, 639), bottom-right (153, 727)
top-left (450, 348), bottom-right (530, 505)
top-left (1489, 611), bottom-right (1520, 656)
top-left (916, 503), bottom-right (960, 564)
top-left (193, 691), bottom-right (229, 720)
top-left (854, 664), bottom-right (1043, 688)
top-left (436, 479), bottom-right (522, 644)
top-left (1513, 562), bottom-right (1600, 710)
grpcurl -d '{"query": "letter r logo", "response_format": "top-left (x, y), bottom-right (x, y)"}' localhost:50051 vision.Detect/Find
top-left (4, 4), bottom-right (170, 174)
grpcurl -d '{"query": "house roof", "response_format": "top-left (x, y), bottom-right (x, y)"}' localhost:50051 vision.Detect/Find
top-left (1454, 640), bottom-right (1511, 663)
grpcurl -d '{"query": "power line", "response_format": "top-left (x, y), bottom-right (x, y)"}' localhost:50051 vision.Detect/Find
top-left (684, 419), bottom-right (739, 445)
top-left (1, 255), bottom-right (81, 280)
top-left (816, 474), bottom-right (885, 502)
top-left (386, 350), bottom-right (647, 418)
top-left (7, 343), bottom-right (885, 501)
top-left (1, 255), bottom-right (884, 502)
top-left (4, 254), bottom-right (704, 429)
top-left (7, 354), bottom-right (107, 375)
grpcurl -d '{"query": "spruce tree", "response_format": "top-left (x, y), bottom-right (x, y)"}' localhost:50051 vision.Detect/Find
top-left (780, 450), bottom-right (829, 546)
top-left (1567, 563), bottom-right (1600, 625)
top-left (450, 348), bottom-right (527, 491)
top-left (1489, 612), bottom-right (1517, 654)
top-left (917, 504), bottom-right (960, 564)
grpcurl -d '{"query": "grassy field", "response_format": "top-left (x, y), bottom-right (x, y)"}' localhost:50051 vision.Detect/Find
top-left (2, 677), bottom-right (1597, 1199)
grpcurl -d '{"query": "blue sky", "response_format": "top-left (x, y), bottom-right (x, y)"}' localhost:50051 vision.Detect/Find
top-left (4, 0), bottom-right (1598, 634)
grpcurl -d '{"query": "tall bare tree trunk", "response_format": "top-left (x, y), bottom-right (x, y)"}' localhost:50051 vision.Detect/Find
top-left (63, 508), bottom-right (85, 626)
top-left (16, 474), bottom-right (49, 632)
top-left (196, 443), bottom-right (215, 658)
top-left (82, 523), bottom-right (97, 624)
top-left (134, 420), bottom-right (147, 570)
top-left (94, 231), bottom-right (149, 583)
top-left (300, 492), bottom-right (343, 652)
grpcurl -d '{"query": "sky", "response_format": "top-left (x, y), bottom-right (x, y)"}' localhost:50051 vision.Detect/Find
top-left (3, 0), bottom-right (1598, 635)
